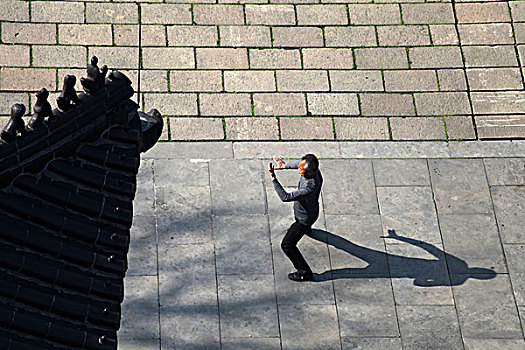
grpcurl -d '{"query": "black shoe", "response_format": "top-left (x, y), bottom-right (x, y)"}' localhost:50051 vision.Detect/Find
top-left (288, 271), bottom-right (313, 282)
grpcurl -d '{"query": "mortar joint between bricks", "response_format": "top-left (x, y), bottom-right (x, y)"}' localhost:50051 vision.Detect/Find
top-left (442, 116), bottom-right (449, 140)
top-left (450, 0), bottom-right (478, 139)
top-left (506, 1), bottom-right (525, 98)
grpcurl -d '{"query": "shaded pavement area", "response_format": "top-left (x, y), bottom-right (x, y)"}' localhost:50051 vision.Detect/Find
top-left (118, 141), bottom-right (525, 350)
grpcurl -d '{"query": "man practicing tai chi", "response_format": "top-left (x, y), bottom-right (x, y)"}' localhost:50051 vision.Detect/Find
top-left (269, 154), bottom-right (323, 282)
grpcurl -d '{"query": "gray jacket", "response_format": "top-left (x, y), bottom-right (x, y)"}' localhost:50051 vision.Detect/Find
top-left (272, 160), bottom-right (323, 226)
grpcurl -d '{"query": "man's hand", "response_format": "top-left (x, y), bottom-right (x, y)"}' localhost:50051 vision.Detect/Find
top-left (273, 156), bottom-right (286, 169)
top-left (268, 162), bottom-right (276, 179)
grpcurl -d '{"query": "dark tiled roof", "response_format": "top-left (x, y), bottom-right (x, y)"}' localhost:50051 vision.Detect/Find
top-left (0, 72), bottom-right (147, 349)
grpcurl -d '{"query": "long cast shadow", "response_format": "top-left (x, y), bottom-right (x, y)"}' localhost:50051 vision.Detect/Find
top-left (308, 229), bottom-right (496, 286)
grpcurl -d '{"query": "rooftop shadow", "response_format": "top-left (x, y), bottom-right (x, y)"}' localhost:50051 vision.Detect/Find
top-left (308, 229), bottom-right (496, 286)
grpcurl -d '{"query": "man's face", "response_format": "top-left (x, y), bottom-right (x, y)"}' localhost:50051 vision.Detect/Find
top-left (299, 159), bottom-right (314, 178)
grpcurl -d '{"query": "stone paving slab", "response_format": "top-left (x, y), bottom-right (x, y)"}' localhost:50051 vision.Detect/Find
top-left (119, 142), bottom-right (525, 349)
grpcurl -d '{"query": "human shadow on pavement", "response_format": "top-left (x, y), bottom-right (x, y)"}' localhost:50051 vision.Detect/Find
top-left (309, 229), bottom-right (496, 286)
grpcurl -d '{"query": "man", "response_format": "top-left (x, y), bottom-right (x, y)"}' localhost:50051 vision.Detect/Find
top-left (268, 154), bottom-right (323, 282)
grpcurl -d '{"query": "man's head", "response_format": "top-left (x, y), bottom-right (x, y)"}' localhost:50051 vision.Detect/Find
top-left (299, 154), bottom-right (318, 178)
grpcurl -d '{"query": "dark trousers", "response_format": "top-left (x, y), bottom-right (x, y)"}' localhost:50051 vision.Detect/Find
top-left (281, 221), bottom-right (312, 274)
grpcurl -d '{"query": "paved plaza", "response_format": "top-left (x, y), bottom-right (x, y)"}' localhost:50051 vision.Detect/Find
top-left (1, 1), bottom-right (525, 349)
top-left (118, 141), bottom-right (525, 349)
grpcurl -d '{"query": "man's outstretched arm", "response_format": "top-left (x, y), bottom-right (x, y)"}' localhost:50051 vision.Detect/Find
top-left (273, 178), bottom-right (315, 202)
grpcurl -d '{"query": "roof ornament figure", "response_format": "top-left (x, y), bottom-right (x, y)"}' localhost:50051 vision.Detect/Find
top-left (1, 103), bottom-right (26, 143)
top-left (56, 75), bottom-right (81, 112)
top-left (139, 109), bottom-right (163, 152)
top-left (81, 56), bottom-right (108, 94)
top-left (27, 88), bottom-right (53, 130)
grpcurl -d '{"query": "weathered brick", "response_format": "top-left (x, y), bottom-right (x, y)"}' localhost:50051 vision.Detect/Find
top-left (456, 3), bottom-right (510, 24)
top-left (225, 117), bottom-right (279, 140)
top-left (296, 5), bottom-right (348, 25)
top-left (325, 26), bottom-right (377, 47)
top-left (414, 92), bottom-right (471, 115)
top-left (86, 3), bottom-right (138, 24)
top-left (89, 47), bottom-right (139, 69)
top-left (142, 48), bottom-right (194, 69)
top-left (0, 68), bottom-right (55, 92)
top-left (390, 117), bottom-right (446, 140)
top-left (194, 5), bottom-right (244, 25)
top-left (334, 117), bottom-right (389, 140)
top-left (430, 25), bottom-right (459, 45)
top-left (33, 46), bottom-right (87, 68)
top-left (276, 70), bottom-right (329, 92)
top-left (220, 26), bottom-right (270, 47)
top-left (360, 93), bottom-right (415, 116)
top-left (437, 69), bottom-right (467, 91)
top-left (384, 70), bottom-right (438, 92)
top-left (0, 45), bottom-right (29, 66)
top-left (2, 23), bottom-right (56, 44)
top-left (249, 49), bottom-right (301, 69)
top-left (348, 4), bottom-right (401, 25)
top-left (471, 92), bottom-right (525, 114)
top-left (0, 118), bottom-right (9, 129)
top-left (280, 117), bottom-right (334, 140)
top-left (458, 24), bottom-right (514, 45)
top-left (32, 1), bottom-right (84, 23)
top-left (401, 4), bottom-right (455, 24)
top-left (171, 118), bottom-right (224, 140)
top-left (219, 0), bottom-right (265, 2)
top-left (245, 5), bottom-right (296, 25)
top-left (467, 68), bottom-right (523, 91)
top-left (113, 25), bottom-right (139, 46)
top-left (141, 25), bottom-right (166, 47)
top-left (513, 23), bottom-right (525, 44)
top-left (159, 117), bottom-right (169, 141)
top-left (0, 1), bottom-right (28, 21)
top-left (143, 93), bottom-right (197, 116)
top-left (271, 0), bottom-right (315, 3)
top-left (200, 93), bottom-right (252, 116)
top-left (176, 0), bottom-right (215, 3)
top-left (445, 116), bottom-right (476, 140)
top-left (409, 47), bottom-right (463, 68)
top-left (518, 45), bottom-right (525, 66)
top-left (377, 25), bottom-right (430, 46)
top-left (140, 70), bottom-right (169, 92)
top-left (475, 115), bottom-right (525, 139)
top-left (170, 71), bottom-right (222, 92)
top-left (307, 93), bottom-right (359, 115)
top-left (303, 48), bottom-right (354, 69)
top-left (272, 27), bottom-right (323, 47)
top-left (224, 71), bottom-right (276, 92)
top-left (463, 46), bottom-right (518, 67)
top-left (167, 26), bottom-right (217, 47)
top-left (355, 48), bottom-right (408, 69)
top-left (58, 24), bottom-right (112, 46)
top-left (196, 48), bottom-right (248, 69)
top-left (510, 2), bottom-right (525, 22)
top-left (141, 4), bottom-right (192, 24)
top-left (0, 93), bottom-right (30, 114)
top-left (330, 70), bottom-right (383, 92)
top-left (253, 93), bottom-right (306, 116)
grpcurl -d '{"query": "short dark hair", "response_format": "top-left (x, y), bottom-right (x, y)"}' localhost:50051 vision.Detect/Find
top-left (301, 154), bottom-right (318, 172)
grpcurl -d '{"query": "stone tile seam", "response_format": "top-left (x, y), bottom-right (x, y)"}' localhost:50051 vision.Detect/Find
top-left (424, 157), bottom-right (466, 346)
top-left (149, 159), bottom-right (163, 345)
top-left (258, 161), bottom-right (285, 350)
top-left (480, 157), bottom-right (525, 340)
